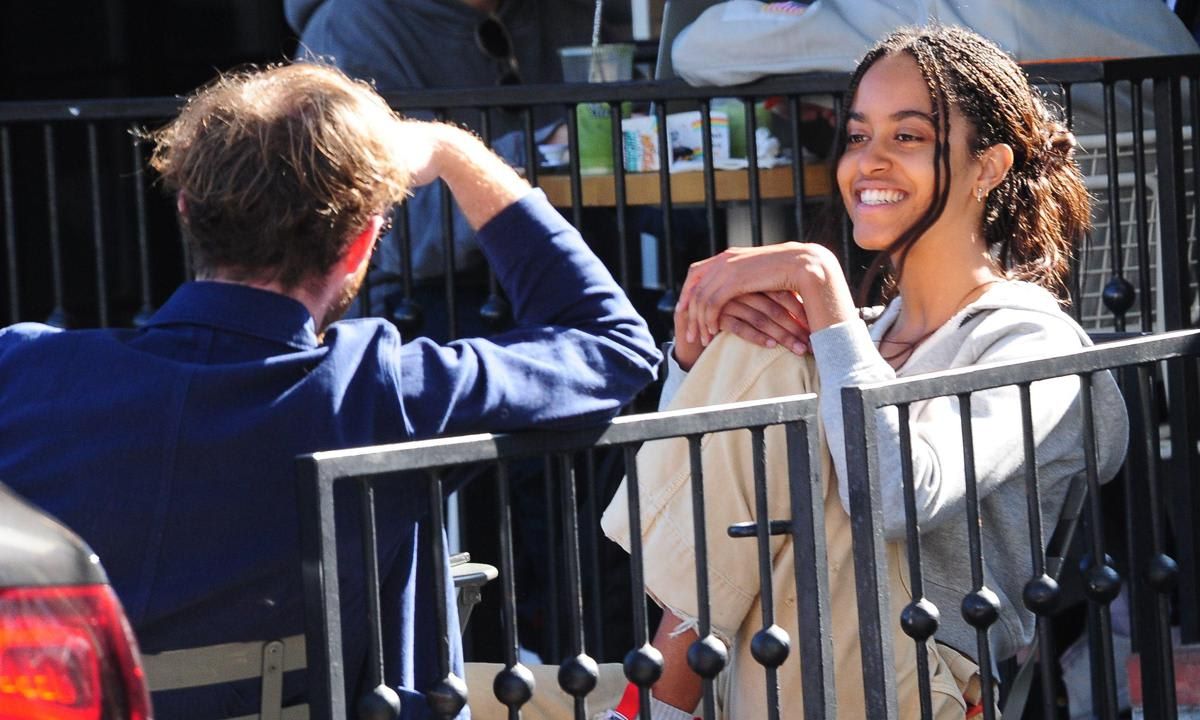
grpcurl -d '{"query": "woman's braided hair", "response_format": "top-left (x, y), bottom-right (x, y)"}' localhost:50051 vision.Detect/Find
top-left (831, 25), bottom-right (1091, 305)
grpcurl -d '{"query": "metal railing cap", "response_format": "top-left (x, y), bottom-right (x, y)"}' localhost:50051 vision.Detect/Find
top-left (299, 391), bottom-right (819, 481)
top-left (844, 328), bottom-right (1200, 409)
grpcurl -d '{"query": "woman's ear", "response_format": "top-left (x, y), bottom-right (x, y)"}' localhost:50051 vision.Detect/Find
top-left (978, 142), bottom-right (1015, 193)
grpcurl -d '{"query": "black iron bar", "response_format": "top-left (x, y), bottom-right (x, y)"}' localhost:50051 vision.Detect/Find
top-left (87, 123), bottom-right (109, 328)
top-left (1130, 83), bottom-right (1154, 329)
top-left (1131, 365), bottom-right (1179, 718)
top-left (3, 126), bottom-right (19, 323)
top-left (745, 98), bottom-right (763, 248)
top-left (749, 427), bottom-right (782, 720)
top-left (655, 101), bottom-right (677, 320)
top-left (523, 107), bottom-right (539, 187)
top-left (565, 104), bottom-right (585, 235)
top-left (686, 435), bottom-right (720, 720)
top-left (1016, 385), bottom-right (1055, 720)
top-left (43, 125), bottom-right (67, 327)
top-left (699, 99), bottom-right (718, 257)
top-left (583, 450), bottom-right (605, 659)
top-left (622, 444), bottom-right (656, 720)
top-left (131, 126), bottom-right (155, 326)
top-left (494, 462), bottom-right (531, 720)
top-left (609, 100), bottom-right (631, 288)
top-left (1191, 75), bottom-right (1199, 282)
top-left (1063, 82), bottom-right (1074, 129)
top-left (1062, 82), bottom-right (1083, 322)
top-left (785, 419), bottom-right (835, 719)
top-left (426, 469), bottom-right (467, 719)
top-left (556, 453), bottom-right (592, 720)
top-left (956, 394), bottom-right (996, 720)
top-left (360, 480), bottom-right (386, 691)
top-left (832, 94), bottom-right (851, 270)
top-left (1078, 376), bottom-right (1120, 720)
top-left (898, 404), bottom-right (935, 720)
top-left (786, 95), bottom-right (807, 242)
top-left (544, 455), bottom-right (562, 662)
top-left (1103, 82), bottom-right (1129, 332)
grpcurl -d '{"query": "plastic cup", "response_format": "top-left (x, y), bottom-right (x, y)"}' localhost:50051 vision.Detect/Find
top-left (712, 98), bottom-right (774, 159)
top-left (559, 44), bottom-right (635, 175)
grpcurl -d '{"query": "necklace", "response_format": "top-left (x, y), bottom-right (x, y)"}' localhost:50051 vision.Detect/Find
top-left (879, 278), bottom-right (1003, 365)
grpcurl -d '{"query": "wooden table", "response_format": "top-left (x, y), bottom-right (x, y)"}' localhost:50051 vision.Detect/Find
top-left (535, 164), bottom-right (831, 208)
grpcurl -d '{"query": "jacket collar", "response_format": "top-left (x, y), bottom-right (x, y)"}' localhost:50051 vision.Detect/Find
top-left (145, 281), bottom-right (320, 350)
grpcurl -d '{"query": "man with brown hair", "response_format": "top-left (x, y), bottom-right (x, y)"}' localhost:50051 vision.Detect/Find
top-left (0, 63), bottom-right (660, 719)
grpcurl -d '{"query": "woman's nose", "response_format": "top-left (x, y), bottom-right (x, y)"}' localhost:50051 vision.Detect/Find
top-left (858, 139), bottom-right (890, 174)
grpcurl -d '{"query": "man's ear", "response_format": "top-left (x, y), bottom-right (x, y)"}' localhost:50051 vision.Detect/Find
top-left (342, 215), bottom-right (384, 275)
top-left (977, 142), bottom-right (1015, 193)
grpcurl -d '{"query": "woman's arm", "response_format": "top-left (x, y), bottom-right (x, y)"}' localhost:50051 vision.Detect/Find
top-left (677, 242), bottom-right (856, 349)
top-left (812, 309), bottom-right (1129, 539)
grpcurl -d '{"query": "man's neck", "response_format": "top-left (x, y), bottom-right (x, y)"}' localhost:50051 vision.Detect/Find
top-left (203, 274), bottom-right (328, 329)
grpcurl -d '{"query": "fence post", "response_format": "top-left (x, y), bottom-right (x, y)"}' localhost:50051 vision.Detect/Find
top-left (841, 386), bottom-right (899, 720)
top-left (1153, 73), bottom-right (1200, 645)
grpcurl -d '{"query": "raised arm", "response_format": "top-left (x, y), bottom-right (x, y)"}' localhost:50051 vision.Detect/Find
top-left (390, 123), bottom-right (661, 435)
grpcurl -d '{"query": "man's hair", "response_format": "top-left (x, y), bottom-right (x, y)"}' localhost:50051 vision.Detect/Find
top-left (149, 63), bottom-right (414, 289)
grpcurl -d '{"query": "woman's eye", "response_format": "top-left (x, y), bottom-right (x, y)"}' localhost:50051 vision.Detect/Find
top-left (846, 133), bottom-right (868, 145)
top-left (896, 133), bottom-right (923, 143)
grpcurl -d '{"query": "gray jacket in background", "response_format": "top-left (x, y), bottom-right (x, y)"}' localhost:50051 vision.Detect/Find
top-left (673, 0), bottom-right (1199, 133)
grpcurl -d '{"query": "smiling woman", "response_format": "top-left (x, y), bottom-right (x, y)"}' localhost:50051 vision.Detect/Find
top-left (600, 24), bottom-right (1127, 720)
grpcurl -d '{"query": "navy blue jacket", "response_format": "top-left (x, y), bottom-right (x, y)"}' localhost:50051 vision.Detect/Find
top-left (0, 192), bottom-right (660, 718)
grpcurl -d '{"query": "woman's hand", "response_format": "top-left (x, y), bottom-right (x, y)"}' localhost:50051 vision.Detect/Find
top-left (678, 242), bottom-right (857, 349)
top-left (672, 290), bottom-right (810, 371)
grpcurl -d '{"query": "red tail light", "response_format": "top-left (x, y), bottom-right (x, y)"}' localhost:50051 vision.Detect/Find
top-left (0, 585), bottom-right (152, 720)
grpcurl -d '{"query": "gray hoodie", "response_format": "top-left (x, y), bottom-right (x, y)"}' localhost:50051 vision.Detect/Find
top-left (660, 280), bottom-right (1129, 661)
top-left (672, 0), bottom-right (1199, 134)
top-left (810, 280), bottom-right (1129, 660)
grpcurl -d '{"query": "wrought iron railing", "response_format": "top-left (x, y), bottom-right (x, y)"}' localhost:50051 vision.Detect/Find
top-left (1, 55), bottom-right (1196, 340)
top-left (842, 329), bottom-right (1200, 719)
top-left (298, 328), bottom-right (1200, 720)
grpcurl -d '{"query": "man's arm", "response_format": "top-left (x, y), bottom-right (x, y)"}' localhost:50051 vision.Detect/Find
top-left (402, 122), bottom-right (529, 230)
top-left (386, 123), bottom-right (661, 437)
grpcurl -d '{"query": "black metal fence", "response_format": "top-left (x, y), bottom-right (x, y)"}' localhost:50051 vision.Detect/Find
top-left (2, 52), bottom-right (1198, 720)
top-left (297, 329), bottom-right (1200, 719)
top-left (1, 55), bottom-right (1196, 340)
top-left (842, 330), bottom-right (1200, 720)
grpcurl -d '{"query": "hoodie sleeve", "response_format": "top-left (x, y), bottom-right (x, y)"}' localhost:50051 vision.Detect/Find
top-left (811, 309), bottom-right (1129, 539)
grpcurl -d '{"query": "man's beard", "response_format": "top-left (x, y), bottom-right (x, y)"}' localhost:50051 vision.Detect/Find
top-left (319, 261), bottom-right (370, 334)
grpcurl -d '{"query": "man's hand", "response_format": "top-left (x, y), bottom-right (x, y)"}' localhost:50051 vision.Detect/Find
top-left (672, 290), bottom-right (809, 371)
top-left (396, 120), bottom-right (530, 229)
top-left (396, 120), bottom-right (442, 189)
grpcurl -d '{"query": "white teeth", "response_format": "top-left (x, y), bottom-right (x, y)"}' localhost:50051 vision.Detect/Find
top-left (860, 189), bottom-right (905, 205)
